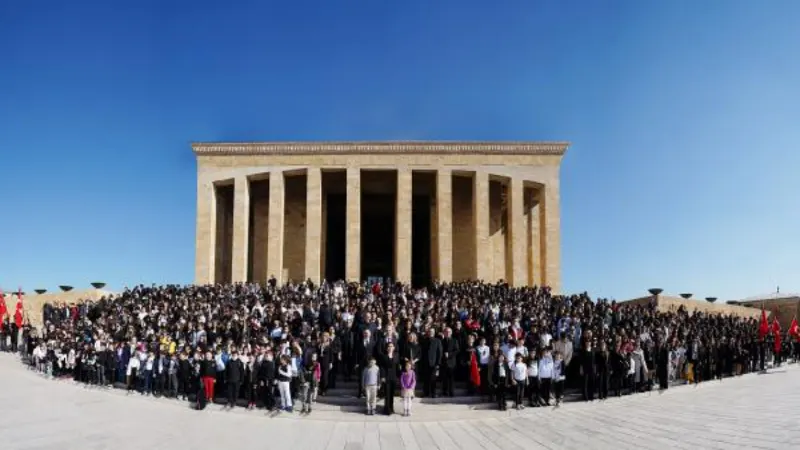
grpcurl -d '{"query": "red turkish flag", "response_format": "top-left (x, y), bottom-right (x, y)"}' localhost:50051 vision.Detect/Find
top-left (0, 290), bottom-right (6, 331)
top-left (758, 309), bottom-right (769, 341)
top-left (14, 288), bottom-right (23, 328)
top-left (469, 351), bottom-right (481, 388)
top-left (789, 317), bottom-right (799, 340)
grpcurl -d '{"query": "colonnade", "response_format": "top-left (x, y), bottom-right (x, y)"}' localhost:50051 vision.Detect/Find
top-left (195, 168), bottom-right (560, 291)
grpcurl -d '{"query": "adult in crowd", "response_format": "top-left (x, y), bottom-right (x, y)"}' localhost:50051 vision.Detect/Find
top-left (13, 279), bottom-right (796, 416)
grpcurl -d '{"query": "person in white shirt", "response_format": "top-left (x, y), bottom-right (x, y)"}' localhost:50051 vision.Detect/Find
top-left (126, 352), bottom-right (141, 393)
top-left (511, 353), bottom-right (528, 410)
top-left (144, 352), bottom-right (155, 395)
top-left (540, 331), bottom-right (553, 349)
top-left (527, 355), bottom-right (540, 406)
top-left (538, 349), bottom-right (554, 406)
top-left (476, 337), bottom-right (490, 395)
top-left (553, 351), bottom-right (566, 405)
top-left (506, 339), bottom-right (528, 369)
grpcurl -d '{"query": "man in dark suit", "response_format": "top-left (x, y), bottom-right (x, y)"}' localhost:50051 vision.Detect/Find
top-left (356, 329), bottom-right (376, 398)
top-left (340, 318), bottom-right (356, 381)
top-left (318, 301), bottom-right (333, 330)
top-left (225, 349), bottom-right (245, 408)
top-left (318, 333), bottom-right (333, 395)
top-left (441, 327), bottom-right (460, 397)
top-left (421, 328), bottom-right (442, 397)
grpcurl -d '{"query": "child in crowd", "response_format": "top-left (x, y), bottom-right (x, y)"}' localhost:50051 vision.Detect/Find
top-left (492, 353), bottom-right (509, 410)
top-left (300, 352), bottom-right (321, 414)
top-left (126, 350), bottom-right (140, 393)
top-left (527, 353), bottom-right (540, 407)
top-left (362, 357), bottom-right (380, 415)
top-left (277, 355), bottom-right (293, 412)
top-left (538, 348), bottom-right (554, 406)
top-left (400, 360), bottom-right (416, 416)
top-left (511, 352), bottom-right (528, 410)
top-left (553, 350), bottom-right (566, 405)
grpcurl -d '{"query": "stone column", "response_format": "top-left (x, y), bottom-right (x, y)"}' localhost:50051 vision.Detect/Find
top-left (541, 181), bottom-right (561, 293)
top-left (395, 168), bottom-right (412, 283)
top-left (195, 178), bottom-right (217, 284)
top-left (473, 171), bottom-right (490, 281)
top-left (436, 169), bottom-right (452, 282)
top-left (345, 167), bottom-right (361, 281)
top-left (305, 168), bottom-right (323, 284)
top-left (267, 171), bottom-right (285, 284)
top-left (527, 188), bottom-right (543, 287)
top-left (231, 176), bottom-right (250, 282)
top-left (507, 177), bottom-right (526, 287)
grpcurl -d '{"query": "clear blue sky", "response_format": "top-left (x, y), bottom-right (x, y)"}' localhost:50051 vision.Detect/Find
top-left (1, 1), bottom-right (798, 301)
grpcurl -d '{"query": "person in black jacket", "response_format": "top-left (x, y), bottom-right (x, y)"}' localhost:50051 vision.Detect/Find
top-left (225, 349), bottom-right (245, 408)
top-left (247, 353), bottom-right (261, 409)
top-left (355, 329), bottom-right (376, 398)
top-left (339, 319), bottom-right (356, 382)
top-left (441, 327), bottom-right (460, 397)
top-left (258, 351), bottom-right (276, 410)
top-left (178, 353), bottom-right (191, 400)
top-left (105, 345), bottom-right (117, 388)
top-left (380, 342), bottom-right (400, 415)
top-left (95, 343), bottom-right (108, 386)
top-left (318, 301), bottom-right (333, 331)
top-left (489, 353), bottom-right (510, 410)
top-left (200, 351), bottom-right (217, 404)
top-left (328, 328), bottom-right (342, 389)
top-left (655, 338), bottom-right (670, 390)
top-left (421, 328), bottom-right (442, 397)
top-left (596, 341), bottom-right (611, 399)
top-left (580, 338), bottom-right (597, 401)
top-left (318, 333), bottom-right (333, 396)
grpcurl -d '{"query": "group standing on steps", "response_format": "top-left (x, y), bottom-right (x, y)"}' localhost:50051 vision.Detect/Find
top-left (9, 279), bottom-right (800, 418)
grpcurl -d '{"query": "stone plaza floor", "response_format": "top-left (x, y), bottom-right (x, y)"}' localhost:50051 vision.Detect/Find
top-left (1, 353), bottom-right (798, 450)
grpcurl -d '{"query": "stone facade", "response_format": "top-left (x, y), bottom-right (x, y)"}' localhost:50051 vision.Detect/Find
top-left (193, 141), bottom-right (568, 291)
top-left (621, 294), bottom-right (762, 320)
top-left (735, 296), bottom-right (800, 329)
top-left (19, 289), bottom-right (116, 328)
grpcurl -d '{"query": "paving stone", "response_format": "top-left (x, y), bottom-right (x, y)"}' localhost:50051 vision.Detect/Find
top-left (2, 353), bottom-right (798, 449)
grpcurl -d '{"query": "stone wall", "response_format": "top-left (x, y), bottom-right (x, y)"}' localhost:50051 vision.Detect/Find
top-left (621, 295), bottom-right (762, 320)
top-left (17, 289), bottom-right (116, 329)
top-left (737, 298), bottom-right (800, 328)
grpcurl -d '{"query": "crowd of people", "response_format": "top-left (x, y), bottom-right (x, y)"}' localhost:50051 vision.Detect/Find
top-left (8, 279), bottom-right (800, 417)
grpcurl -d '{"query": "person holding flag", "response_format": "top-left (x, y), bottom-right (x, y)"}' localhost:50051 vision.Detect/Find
top-left (0, 289), bottom-right (6, 325)
top-left (788, 317), bottom-right (799, 363)
top-left (0, 290), bottom-right (6, 351)
top-left (757, 307), bottom-right (770, 371)
top-left (772, 313), bottom-right (782, 367)
top-left (15, 287), bottom-right (24, 329)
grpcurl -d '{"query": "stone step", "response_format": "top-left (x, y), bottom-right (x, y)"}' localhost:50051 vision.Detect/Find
top-left (322, 387), bottom-right (473, 397)
top-left (315, 393), bottom-right (488, 406)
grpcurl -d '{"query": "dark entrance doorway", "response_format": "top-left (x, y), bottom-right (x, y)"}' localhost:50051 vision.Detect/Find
top-left (324, 193), bottom-right (346, 282)
top-left (411, 195), bottom-right (432, 287)
top-left (361, 194), bottom-right (395, 281)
